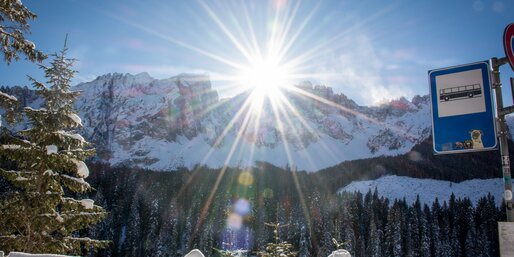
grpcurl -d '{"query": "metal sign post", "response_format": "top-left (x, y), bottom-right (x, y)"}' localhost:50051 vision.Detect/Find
top-left (511, 77), bottom-right (514, 104)
top-left (498, 22), bottom-right (514, 257)
top-left (491, 57), bottom-right (514, 222)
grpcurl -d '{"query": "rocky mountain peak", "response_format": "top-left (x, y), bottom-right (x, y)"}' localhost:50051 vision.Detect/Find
top-left (2, 73), bottom-right (436, 171)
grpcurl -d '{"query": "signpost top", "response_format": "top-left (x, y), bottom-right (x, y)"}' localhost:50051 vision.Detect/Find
top-left (504, 23), bottom-right (514, 71)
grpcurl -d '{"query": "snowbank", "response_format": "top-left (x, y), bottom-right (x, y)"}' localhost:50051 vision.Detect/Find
top-left (329, 249), bottom-right (352, 257)
top-left (7, 252), bottom-right (74, 257)
top-left (184, 249), bottom-right (204, 257)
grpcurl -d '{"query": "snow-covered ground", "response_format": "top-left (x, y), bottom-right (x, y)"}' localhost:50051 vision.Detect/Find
top-left (338, 175), bottom-right (504, 206)
top-left (6, 252), bottom-right (72, 257)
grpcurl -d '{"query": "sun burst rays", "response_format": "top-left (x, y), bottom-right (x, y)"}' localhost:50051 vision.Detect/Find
top-left (95, 0), bottom-right (414, 248)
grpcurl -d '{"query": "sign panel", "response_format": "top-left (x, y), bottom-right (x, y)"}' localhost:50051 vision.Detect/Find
top-left (429, 61), bottom-right (497, 154)
top-left (504, 23), bottom-right (514, 71)
top-left (499, 222), bottom-right (514, 257)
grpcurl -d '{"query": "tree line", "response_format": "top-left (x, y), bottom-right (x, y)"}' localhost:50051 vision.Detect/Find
top-left (83, 163), bottom-right (505, 257)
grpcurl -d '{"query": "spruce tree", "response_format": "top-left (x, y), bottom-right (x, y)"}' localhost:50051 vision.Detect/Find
top-left (0, 89), bottom-right (19, 126)
top-left (0, 38), bottom-right (108, 254)
top-left (255, 222), bottom-right (298, 257)
top-left (0, 0), bottom-right (46, 64)
top-left (298, 225), bottom-right (311, 257)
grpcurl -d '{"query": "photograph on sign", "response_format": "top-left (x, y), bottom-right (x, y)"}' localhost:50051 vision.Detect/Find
top-left (435, 68), bottom-right (486, 117)
top-left (428, 61), bottom-right (497, 154)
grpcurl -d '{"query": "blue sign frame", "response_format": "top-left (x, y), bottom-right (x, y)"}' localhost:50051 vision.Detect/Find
top-left (429, 61), bottom-right (497, 154)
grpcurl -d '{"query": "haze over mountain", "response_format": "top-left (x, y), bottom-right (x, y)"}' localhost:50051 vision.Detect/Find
top-left (2, 72), bottom-right (511, 172)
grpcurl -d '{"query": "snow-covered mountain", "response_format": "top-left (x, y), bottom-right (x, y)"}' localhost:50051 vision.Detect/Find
top-left (71, 72), bottom-right (435, 171)
top-left (0, 72), bottom-right (445, 171)
top-left (338, 175), bottom-right (503, 206)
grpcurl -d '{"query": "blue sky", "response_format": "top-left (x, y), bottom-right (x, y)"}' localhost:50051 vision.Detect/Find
top-left (1, 0), bottom-right (513, 105)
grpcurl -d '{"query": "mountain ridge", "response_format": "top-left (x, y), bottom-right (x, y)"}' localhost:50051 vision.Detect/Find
top-left (0, 72), bottom-right (506, 172)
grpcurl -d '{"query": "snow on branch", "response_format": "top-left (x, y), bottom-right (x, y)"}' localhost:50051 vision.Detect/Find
top-left (60, 174), bottom-right (88, 185)
top-left (0, 169), bottom-right (34, 185)
top-left (67, 113), bottom-right (82, 127)
top-left (40, 211), bottom-right (105, 218)
top-left (71, 159), bottom-right (89, 178)
top-left (24, 106), bottom-right (47, 113)
top-left (62, 236), bottom-right (110, 248)
top-left (80, 199), bottom-right (94, 209)
top-left (37, 211), bottom-right (64, 223)
top-left (62, 197), bottom-right (96, 210)
top-left (55, 130), bottom-right (85, 143)
top-left (2, 144), bottom-right (21, 150)
top-left (59, 174), bottom-right (91, 192)
top-left (1, 144), bottom-right (34, 152)
top-left (46, 145), bottom-right (58, 155)
top-left (0, 91), bottom-right (18, 102)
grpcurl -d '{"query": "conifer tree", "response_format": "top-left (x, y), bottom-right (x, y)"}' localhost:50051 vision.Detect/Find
top-left (0, 38), bottom-right (108, 254)
top-left (298, 225), bottom-right (311, 257)
top-left (0, 0), bottom-right (45, 64)
top-left (0, 88), bottom-right (19, 126)
top-left (255, 222), bottom-right (298, 257)
top-left (365, 212), bottom-right (381, 257)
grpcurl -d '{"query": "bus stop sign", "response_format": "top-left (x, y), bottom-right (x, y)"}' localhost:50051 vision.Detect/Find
top-left (504, 23), bottom-right (514, 71)
top-left (428, 61), bottom-right (497, 154)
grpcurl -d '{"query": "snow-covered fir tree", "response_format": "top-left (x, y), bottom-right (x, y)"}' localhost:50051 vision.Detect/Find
top-left (0, 38), bottom-right (108, 254)
top-left (0, 0), bottom-right (45, 64)
top-left (0, 88), bottom-right (19, 126)
top-left (295, 225), bottom-right (307, 257)
top-left (255, 222), bottom-right (298, 257)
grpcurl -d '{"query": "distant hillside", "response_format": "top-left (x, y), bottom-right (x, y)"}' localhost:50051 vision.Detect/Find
top-left (339, 175), bottom-right (503, 206)
top-left (314, 137), bottom-right (510, 193)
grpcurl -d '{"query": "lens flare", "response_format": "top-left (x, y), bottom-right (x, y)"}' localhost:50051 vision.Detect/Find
top-left (234, 198), bottom-right (251, 217)
top-left (227, 212), bottom-right (243, 230)
top-left (238, 171), bottom-right (254, 186)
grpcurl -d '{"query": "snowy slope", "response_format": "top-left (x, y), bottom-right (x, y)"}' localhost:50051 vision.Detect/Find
top-left (7, 252), bottom-right (72, 257)
top-left (338, 175), bottom-right (504, 206)
top-left (68, 73), bottom-right (433, 171)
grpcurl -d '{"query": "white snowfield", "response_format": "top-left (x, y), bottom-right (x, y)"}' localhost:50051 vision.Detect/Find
top-left (5, 249), bottom-right (351, 257)
top-left (338, 175), bottom-right (504, 206)
top-left (6, 252), bottom-right (75, 257)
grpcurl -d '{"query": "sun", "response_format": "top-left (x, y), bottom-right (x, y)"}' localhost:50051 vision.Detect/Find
top-left (238, 56), bottom-right (293, 97)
